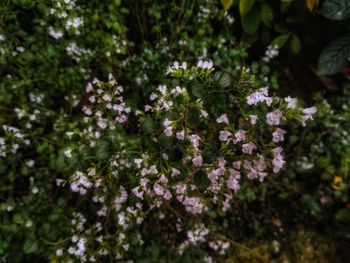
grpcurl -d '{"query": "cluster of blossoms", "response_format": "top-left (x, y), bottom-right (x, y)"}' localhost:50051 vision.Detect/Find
top-left (0, 125), bottom-right (30, 157)
top-left (79, 74), bottom-right (130, 145)
top-left (47, 0), bottom-right (83, 36)
top-left (178, 224), bottom-right (210, 254)
top-left (262, 44), bottom-right (279, 63)
top-left (209, 239), bottom-right (230, 255)
top-left (166, 59), bottom-right (214, 80)
top-left (66, 42), bottom-right (93, 62)
top-left (60, 61), bottom-right (316, 261)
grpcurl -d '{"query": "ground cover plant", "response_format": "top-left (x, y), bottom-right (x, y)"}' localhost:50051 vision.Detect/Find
top-left (1, 0), bottom-right (350, 262)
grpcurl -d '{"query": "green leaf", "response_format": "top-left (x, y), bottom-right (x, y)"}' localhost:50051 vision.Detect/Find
top-left (214, 71), bottom-right (231, 88)
top-left (188, 108), bottom-right (201, 129)
top-left (158, 134), bottom-right (173, 149)
top-left (23, 240), bottom-right (38, 254)
top-left (95, 139), bottom-right (112, 161)
top-left (190, 81), bottom-right (206, 98)
top-left (290, 34), bottom-right (301, 55)
top-left (335, 209), bottom-right (350, 222)
top-left (271, 33), bottom-right (291, 48)
top-left (240, 0), bottom-right (255, 15)
top-left (241, 8), bottom-right (261, 34)
top-left (221, 0), bottom-right (234, 11)
top-left (274, 24), bottom-right (290, 33)
top-left (260, 26), bottom-right (271, 44)
top-left (261, 3), bottom-right (274, 27)
top-left (315, 156), bottom-right (330, 168)
top-left (317, 35), bottom-right (350, 75)
top-left (141, 116), bottom-right (157, 134)
top-left (281, 0), bottom-right (293, 13)
top-left (169, 145), bottom-right (184, 162)
top-left (320, 0), bottom-right (350, 20)
top-left (241, 32), bottom-right (259, 45)
top-left (194, 170), bottom-right (211, 192)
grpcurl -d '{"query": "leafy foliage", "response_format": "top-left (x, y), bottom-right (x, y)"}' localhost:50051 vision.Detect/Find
top-left (320, 0), bottom-right (350, 20)
top-left (317, 35), bottom-right (350, 75)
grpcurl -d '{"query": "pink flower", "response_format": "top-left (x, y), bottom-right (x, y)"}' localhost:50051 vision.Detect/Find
top-left (158, 85), bottom-right (167, 95)
top-left (272, 155), bottom-right (285, 173)
top-left (159, 174), bottom-right (168, 184)
top-left (132, 186), bottom-right (144, 199)
top-left (233, 130), bottom-right (246, 143)
top-left (266, 110), bottom-right (283, 126)
top-left (271, 146), bottom-right (283, 155)
top-left (219, 131), bottom-right (232, 142)
top-left (164, 126), bottom-right (173, 137)
top-left (171, 168), bottom-right (180, 177)
top-left (271, 147), bottom-right (285, 173)
top-left (302, 106), bottom-right (317, 116)
top-left (171, 86), bottom-right (186, 96)
top-left (232, 161), bottom-right (241, 170)
top-left (134, 158), bottom-right (143, 168)
top-left (284, 96), bottom-right (297, 109)
top-left (218, 157), bottom-right (227, 168)
top-left (190, 134), bottom-right (201, 148)
top-left (182, 197), bottom-right (205, 214)
top-left (164, 190), bottom-right (172, 200)
top-left (149, 93), bottom-right (157, 101)
top-left (140, 178), bottom-right (149, 187)
top-left (175, 183), bottom-right (187, 195)
top-left (249, 115), bottom-right (258, 125)
top-left (192, 156), bottom-right (203, 167)
top-left (86, 83), bottom-right (93, 92)
top-left (247, 87), bottom-right (272, 106)
top-left (163, 118), bottom-right (172, 127)
top-left (300, 106), bottom-right (317, 126)
top-left (153, 183), bottom-right (165, 196)
top-left (216, 114), bottom-right (229, 124)
top-left (176, 130), bottom-right (185, 140)
top-left (200, 110), bottom-right (208, 118)
top-left (253, 157), bottom-right (267, 172)
top-left (144, 105), bottom-right (152, 112)
top-left (227, 175), bottom-right (240, 191)
top-left (149, 165), bottom-right (158, 174)
top-left (272, 128), bottom-right (286, 143)
top-left (242, 142), bottom-right (256, 155)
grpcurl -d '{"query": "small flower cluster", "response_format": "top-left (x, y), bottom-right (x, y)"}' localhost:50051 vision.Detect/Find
top-left (0, 125), bottom-right (30, 157)
top-left (80, 74), bottom-right (130, 145)
top-left (262, 44), bottom-right (279, 63)
top-left (178, 224), bottom-right (209, 254)
top-left (166, 60), bottom-right (214, 80)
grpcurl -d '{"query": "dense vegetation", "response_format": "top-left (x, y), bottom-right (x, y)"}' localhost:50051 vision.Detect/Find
top-left (1, 0), bottom-right (350, 262)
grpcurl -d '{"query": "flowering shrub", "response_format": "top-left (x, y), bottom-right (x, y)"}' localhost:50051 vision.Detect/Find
top-left (2, 0), bottom-right (347, 261)
top-left (47, 61), bottom-right (316, 261)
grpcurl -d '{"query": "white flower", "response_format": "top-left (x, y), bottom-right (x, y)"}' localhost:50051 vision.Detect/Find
top-left (163, 118), bottom-right (172, 127)
top-left (64, 149), bottom-right (72, 158)
top-left (249, 115), bottom-right (258, 125)
top-left (300, 106), bottom-right (317, 126)
top-left (284, 96), bottom-right (298, 109)
top-left (302, 106), bottom-right (317, 116)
